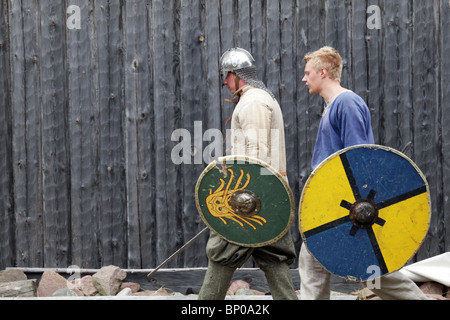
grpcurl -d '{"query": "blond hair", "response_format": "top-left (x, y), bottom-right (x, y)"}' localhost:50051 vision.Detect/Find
top-left (303, 46), bottom-right (343, 82)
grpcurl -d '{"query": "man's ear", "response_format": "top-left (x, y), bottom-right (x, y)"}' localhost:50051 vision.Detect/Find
top-left (320, 68), bottom-right (328, 79)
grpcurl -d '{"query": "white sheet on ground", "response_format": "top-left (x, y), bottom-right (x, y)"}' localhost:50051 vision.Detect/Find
top-left (399, 252), bottom-right (450, 287)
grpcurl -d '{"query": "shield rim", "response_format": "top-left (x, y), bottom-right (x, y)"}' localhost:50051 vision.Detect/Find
top-left (298, 144), bottom-right (431, 281)
top-left (195, 155), bottom-right (295, 248)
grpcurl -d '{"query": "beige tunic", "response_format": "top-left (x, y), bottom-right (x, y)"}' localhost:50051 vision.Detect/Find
top-left (230, 85), bottom-right (287, 176)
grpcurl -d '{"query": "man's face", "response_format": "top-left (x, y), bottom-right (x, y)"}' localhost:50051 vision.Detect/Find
top-left (302, 61), bottom-right (322, 95)
top-left (223, 72), bottom-right (237, 94)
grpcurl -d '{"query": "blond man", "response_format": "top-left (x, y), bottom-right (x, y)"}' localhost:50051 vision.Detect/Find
top-left (299, 46), bottom-right (429, 300)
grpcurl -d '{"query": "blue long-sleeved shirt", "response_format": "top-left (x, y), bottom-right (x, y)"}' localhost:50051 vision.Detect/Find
top-left (311, 91), bottom-right (374, 169)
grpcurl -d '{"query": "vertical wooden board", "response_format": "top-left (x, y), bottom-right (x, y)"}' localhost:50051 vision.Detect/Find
top-left (0, 0), bottom-right (14, 269)
top-left (305, 0), bottom-right (326, 120)
top-left (66, 0), bottom-right (99, 269)
top-left (152, 0), bottom-right (182, 266)
top-left (250, 0), bottom-right (265, 81)
top-left (124, 0), bottom-right (158, 269)
top-left (218, 0), bottom-right (235, 136)
top-left (38, 0), bottom-right (70, 267)
top-left (295, 0), bottom-right (313, 186)
top-left (196, 0), bottom-right (222, 266)
top-left (280, 0), bottom-right (298, 185)
top-left (237, 0), bottom-right (250, 50)
top-left (218, 0), bottom-right (234, 50)
top-left (325, 0), bottom-right (350, 87)
top-left (22, 0), bottom-right (45, 267)
top-left (204, 0), bottom-right (222, 136)
top-left (8, 0), bottom-right (29, 267)
top-left (411, 1), bottom-right (442, 259)
top-left (351, 0), bottom-right (368, 102)
top-left (441, 0), bottom-right (450, 252)
top-left (365, 0), bottom-right (382, 146)
top-left (9, 0), bottom-right (44, 268)
top-left (122, 0), bottom-right (142, 269)
top-left (95, 0), bottom-right (127, 267)
top-left (381, 1), bottom-right (413, 151)
top-left (296, 0), bottom-right (328, 255)
top-left (264, 0), bottom-right (280, 98)
top-left (179, 0), bottom-right (208, 267)
top-left (280, 0), bottom-right (301, 246)
top-left (122, 1), bottom-right (139, 269)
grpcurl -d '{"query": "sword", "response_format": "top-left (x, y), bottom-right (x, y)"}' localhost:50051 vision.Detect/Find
top-left (147, 227), bottom-right (209, 279)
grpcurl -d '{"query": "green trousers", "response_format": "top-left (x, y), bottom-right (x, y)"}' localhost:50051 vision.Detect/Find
top-left (198, 231), bottom-right (298, 300)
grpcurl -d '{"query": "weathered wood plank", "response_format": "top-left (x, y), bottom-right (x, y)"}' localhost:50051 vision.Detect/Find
top-left (218, 0), bottom-right (236, 134)
top-left (123, 0), bottom-right (145, 269)
top-left (9, 0), bottom-right (30, 267)
top-left (381, 1), bottom-right (413, 150)
top-left (411, 0), bottom-right (442, 259)
top-left (295, 0), bottom-right (313, 190)
top-left (179, 0), bottom-right (209, 268)
top-left (365, 3), bottom-right (383, 148)
top-left (152, 0), bottom-right (183, 267)
top-left (236, 0), bottom-right (250, 50)
top-left (0, 0), bottom-right (14, 269)
top-left (325, 0), bottom-right (350, 87)
top-left (264, 0), bottom-right (280, 98)
top-left (95, 0), bottom-right (127, 268)
top-left (38, 0), bottom-right (70, 268)
top-left (66, 0), bottom-right (99, 269)
top-left (250, 0), bottom-right (265, 81)
top-left (279, 0), bottom-right (300, 246)
top-left (351, 0), bottom-right (368, 102)
top-left (441, 0), bottom-right (450, 253)
top-left (204, 0), bottom-right (223, 141)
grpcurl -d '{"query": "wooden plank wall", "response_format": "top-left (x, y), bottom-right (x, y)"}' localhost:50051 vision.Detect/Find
top-left (0, 0), bottom-right (448, 270)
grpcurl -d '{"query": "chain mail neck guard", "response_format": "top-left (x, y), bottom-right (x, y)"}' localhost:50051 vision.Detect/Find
top-left (235, 66), bottom-right (275, 100)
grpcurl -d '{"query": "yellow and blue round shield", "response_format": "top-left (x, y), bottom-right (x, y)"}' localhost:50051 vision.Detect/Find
top-left (299, 145), bottom-right (431, 281)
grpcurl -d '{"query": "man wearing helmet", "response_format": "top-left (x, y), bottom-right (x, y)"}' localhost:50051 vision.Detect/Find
top-left (198, 48), bottom-right (298, 300)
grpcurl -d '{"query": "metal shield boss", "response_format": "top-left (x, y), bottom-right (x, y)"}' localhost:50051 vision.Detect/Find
top-left (196, 155), bottom-right (295, 247)
top-left (299, 145), bottom-right (431, 281)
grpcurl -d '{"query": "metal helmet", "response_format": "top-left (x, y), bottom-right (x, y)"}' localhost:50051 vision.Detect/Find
top-left (219, 47), bottom-right (275, 99)
top-left (220, 47), bottom-right (255, 73)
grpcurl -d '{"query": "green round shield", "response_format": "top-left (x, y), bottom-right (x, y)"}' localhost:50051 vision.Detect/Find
top-left (195, 155), bottom-right (294, 247)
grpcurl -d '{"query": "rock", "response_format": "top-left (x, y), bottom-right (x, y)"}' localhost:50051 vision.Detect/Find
top-left (79, 275), bottom-right (98, 296)
top-left (151, 288), bottom-right (171, 296)
top-left (227, 280), bottom-right (250, 295)
top-left (119, 282), bottom-right (140, 293)
top-left (250, 289), bottom-right (266, 295)
top-left (37, 270), bottom-right (70, 297)
top-left (419, 282), bottom-right (449, 300)
top-left (132, 291), bottom-right (153, 296)
top-left (116, 288), bottom-right (132, 296)
top-left (132, 288), bottom-right (171, 296)
top-left (419, 282), bottom-right (444, 296)
top-left (0, 269), bottom-right (27, 283)
top-left (0, 279), bottom-right (37, 297)
top-left (92, 265), bottom-right (127, 296)
top-left (52, 288), bottom-right (78, 297)
top-left (352, 287), bottom-right (378, 300)
top-left (235, 288), bottom-right (254, 296)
